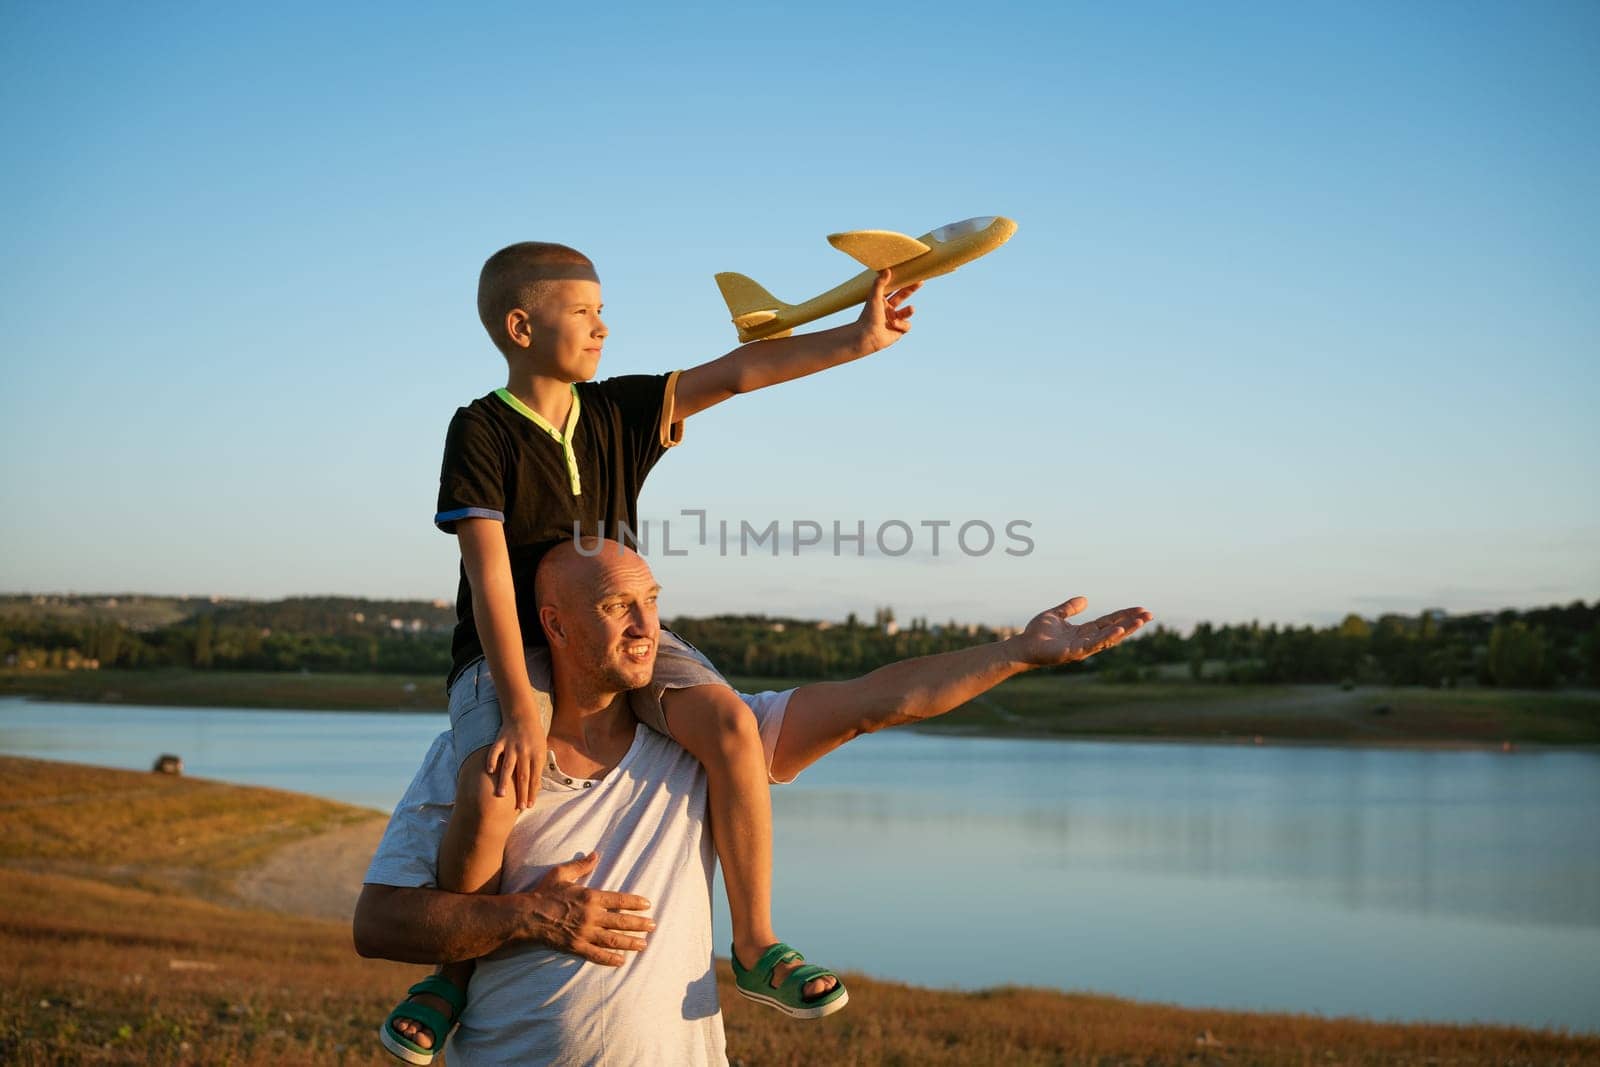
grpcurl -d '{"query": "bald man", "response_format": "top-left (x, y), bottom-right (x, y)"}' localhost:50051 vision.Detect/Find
top-left (355, 541), bottom-right (1149, 1065)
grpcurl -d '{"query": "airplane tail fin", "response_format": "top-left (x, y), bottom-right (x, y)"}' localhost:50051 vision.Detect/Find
top-left (714, 272), bottom-right (788, 333)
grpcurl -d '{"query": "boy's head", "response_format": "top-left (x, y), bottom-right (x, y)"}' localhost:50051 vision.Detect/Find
top-left (478, 242), bottom-right (606, 371)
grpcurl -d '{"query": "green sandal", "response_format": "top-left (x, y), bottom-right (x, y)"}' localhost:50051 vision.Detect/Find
top-left (379, 974), bottom-right (467, 1065)
top-left (731, 942), bottom-right (849, 1020)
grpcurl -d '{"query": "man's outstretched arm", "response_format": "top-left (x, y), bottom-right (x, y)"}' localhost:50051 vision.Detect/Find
top-left (771, 598), bottom-right (1151, 781)
top-left (353, 852), bottom-right (653, 967)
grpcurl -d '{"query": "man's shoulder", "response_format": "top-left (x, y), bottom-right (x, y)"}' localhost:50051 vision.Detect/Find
top-left (362, 730), bottom-right (456, 890)
top-left (609, 691), bottom-right (792, 785)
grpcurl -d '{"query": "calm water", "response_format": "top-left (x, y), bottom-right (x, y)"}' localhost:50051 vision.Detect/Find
top-left (4, 696), bottom-right (1598, 1033)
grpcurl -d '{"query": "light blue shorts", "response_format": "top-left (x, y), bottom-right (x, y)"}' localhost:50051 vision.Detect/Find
top-left (446, 630), bottom-right (723, 776)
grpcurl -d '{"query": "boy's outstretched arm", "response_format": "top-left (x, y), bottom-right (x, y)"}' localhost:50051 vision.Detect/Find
top-left (771, 598), bottom-right (1153, 781)
top-left (457, 517), bottom-right (547, 808)
top-left (672, 269), bottom-right (920, 420)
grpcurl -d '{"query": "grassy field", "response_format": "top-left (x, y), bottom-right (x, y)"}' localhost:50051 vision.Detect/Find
top-left (6, 667), bottom-right (1598, 747)
top-left (901, 674), bottom-right (1600, 746)
top-left (3, 756), bottom-right (1599, 1065)
top-left (0, 669), bottom-right (447, 713)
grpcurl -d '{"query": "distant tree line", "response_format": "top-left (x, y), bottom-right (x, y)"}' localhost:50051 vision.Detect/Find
top-left (668, 608), bottom-right (1007, 680)
top-left (2, 595), bottom-right (1596, 689)
top-left (1089, 601), bottom-right (1600, 689)
top-left (0, 597), bottom-right (455, 677)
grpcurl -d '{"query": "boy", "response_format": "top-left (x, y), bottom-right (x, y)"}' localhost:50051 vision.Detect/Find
top-left (380, 242), bottom-right (919, 1063)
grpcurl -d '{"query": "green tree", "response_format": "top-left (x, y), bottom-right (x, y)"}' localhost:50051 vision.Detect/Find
top-left (193, 616), bottom-right (214, 669)
top-left (1583, 621), bottom-right (1600, 686)
top-left (1338, 614), bottom-right (1371, 640)
top-left (1486, 622), bottom-right (1551, 688)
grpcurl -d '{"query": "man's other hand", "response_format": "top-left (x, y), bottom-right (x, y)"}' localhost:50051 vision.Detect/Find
top-left (1010, 598), bottom-right (1153, 668)
top-left (517, 851), bottom-right (655, 966)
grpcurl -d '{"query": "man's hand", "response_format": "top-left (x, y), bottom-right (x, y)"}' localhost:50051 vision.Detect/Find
top-left (1008, 598), bottom-right (1153, 668)
top-left (515, 852), bottom-right (655, 966)
top-left (851, 269), bottom-right (920, 355)
top-left (487, 706), bottom-right (548, 810)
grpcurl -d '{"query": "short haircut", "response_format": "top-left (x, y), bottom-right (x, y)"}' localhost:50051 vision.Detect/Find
top-left (477, 242), bottom-right (599, 349)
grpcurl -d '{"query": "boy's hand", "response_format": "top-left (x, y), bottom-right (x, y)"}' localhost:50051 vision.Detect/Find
top-left (672, 268), bottom-right (922, 420)
top-left (486, 705), bottom-right (548, 810)
top-left (852, 269), bottom-right (920, 355)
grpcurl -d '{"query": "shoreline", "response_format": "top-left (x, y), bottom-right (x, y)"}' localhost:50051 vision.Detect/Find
top-left (7, 689), bottom-right (1588, 757)
top-left (5, 667), bottom-right (1599, 750)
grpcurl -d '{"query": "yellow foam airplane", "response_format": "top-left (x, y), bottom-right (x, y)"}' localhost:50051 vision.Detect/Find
top-left (714, 215), bottom-right (1017, 343)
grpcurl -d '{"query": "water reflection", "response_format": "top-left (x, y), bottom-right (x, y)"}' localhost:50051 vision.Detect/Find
top-left (0, 698), bottom-right (443, 811)
top-left (755, 733), bottom-right (1600, 1031)
top-left (776, 736), bottom-right (1600, 929)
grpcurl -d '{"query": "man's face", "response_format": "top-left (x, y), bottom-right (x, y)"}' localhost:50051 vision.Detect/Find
top-left (565, 550), bottom-right (660, 693)
top-left (519, 279), bottom-right (607, 381)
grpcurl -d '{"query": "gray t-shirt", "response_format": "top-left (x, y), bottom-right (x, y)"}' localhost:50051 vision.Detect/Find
top-left (365, 689), bottom-right (794, 1067)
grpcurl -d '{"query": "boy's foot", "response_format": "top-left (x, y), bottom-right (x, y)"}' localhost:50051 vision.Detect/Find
top-left (733, 939), bottom-right (837, 1000)
top-left (731, 942), bottom-right (849, 1020)
top-left (379, 976), bottom-right (466, 1065)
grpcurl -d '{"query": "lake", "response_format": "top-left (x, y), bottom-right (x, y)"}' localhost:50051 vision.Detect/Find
top-left (3, 696), bottom-right (1598, 1034)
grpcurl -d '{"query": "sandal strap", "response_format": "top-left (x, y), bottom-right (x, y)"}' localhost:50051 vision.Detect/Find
top-left (777, 959), bottom-right (851, 1011)
top-left (748, 941), bottom-right (803, 979)
top-left (783, 963), bottom-right (836, 987)
top-left (780, 963), bottom-right (845, 1005)
top-left (385, 1001), bottom-right (453, 1055)
top-left (407, 975), bottom-right (468, 1019)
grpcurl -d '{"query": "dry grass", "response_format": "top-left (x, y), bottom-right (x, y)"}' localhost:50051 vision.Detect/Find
top-left (719, 978), bottom-right (1600, 1066)
top-left (3, 757), bottom-right (1598, 1065)
top-left (0, 867), bottom-right (412, 1065)
top-left (0, 756), bottom-right (375, 900)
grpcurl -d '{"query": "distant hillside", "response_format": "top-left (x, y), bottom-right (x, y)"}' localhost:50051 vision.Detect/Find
top-left (0, 593), bottom-right (454, 633)
top-left (0, 593), bottom-right (220, 630)
top-left (2, 593), bottom-right (1596, 689)
top-left (0, 594), bottom-right (457, 675)
top-left (202, 596), bottom-right (456, 635)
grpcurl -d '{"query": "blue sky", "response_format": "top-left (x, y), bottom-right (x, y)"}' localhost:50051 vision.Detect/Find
top-left (2, 1), bottom-right (1595, 633)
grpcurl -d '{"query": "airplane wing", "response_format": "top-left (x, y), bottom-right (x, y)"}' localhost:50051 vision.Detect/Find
top-left (827, 230), bottom-right (931, 272)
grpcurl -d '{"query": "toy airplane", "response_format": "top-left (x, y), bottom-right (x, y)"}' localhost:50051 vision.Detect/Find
top-left (714, 215), bottom-right (1017, 342)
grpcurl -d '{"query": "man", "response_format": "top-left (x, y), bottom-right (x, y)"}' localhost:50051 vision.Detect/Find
top-left (355, 540), bottom-right (1150, 1065)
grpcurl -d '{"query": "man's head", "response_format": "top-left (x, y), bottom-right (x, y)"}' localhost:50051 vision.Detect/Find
top-left (536, 538), bottom-right (659, 695)
top-left (477, 242), bottom-right (607, 379)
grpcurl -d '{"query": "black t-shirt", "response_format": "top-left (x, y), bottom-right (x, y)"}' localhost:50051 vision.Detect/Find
top-left (434, 373), bottom-right (680, 686)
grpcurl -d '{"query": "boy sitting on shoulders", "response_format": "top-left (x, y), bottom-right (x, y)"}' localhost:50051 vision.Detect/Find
top-left (380, 241), bottom-right (920, 1064)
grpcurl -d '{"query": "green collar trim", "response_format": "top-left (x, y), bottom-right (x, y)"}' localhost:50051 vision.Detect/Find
top-left (494, 385), bottom-right (583, 497)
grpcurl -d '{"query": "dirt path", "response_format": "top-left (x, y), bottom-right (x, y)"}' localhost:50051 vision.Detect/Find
top-left (232, 815), bottom-right (388, 923)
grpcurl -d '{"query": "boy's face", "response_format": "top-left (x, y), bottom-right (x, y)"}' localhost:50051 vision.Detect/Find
top-left (511, 279), bottom-right (607, 381)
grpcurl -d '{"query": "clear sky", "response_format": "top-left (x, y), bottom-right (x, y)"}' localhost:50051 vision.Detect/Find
top-left (2, 2), bottom-right (1596, 633)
